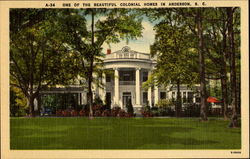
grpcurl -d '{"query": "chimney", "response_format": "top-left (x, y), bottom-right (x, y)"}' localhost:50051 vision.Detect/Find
top-left (107, 49), bottom-right (111, 54)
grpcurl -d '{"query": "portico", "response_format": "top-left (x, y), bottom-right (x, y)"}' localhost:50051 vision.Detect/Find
top-left (100, 46), bottom-right (158, 110)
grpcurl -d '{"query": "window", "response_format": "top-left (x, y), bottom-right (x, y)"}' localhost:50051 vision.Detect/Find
top-left (124, 53), bottom-right (129, 58)
top-left (143, 92), bottom-right (148, 104)
top-left (130, 53), bottom-right (134, 58)
top-left (187, 92), bottom-right (194, 103)
top-left (142, 72), bottom-right (148, 82)
top-left (172, 92), bottom-right (176, 99)
top-left (106, 75), bottom-right (111, 82)
top-left (195, 96), bottom-right (201, 103)
top-left (119, 70), bottom-right (135, 81)
top-left (183, 92), bottom-right (187, 103)
top-left (160, 92), bottom-right (166, 99)
top-left (106, 92), bottom-right (111, 109)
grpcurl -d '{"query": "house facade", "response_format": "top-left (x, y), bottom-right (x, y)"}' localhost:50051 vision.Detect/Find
top-left (98, 46), bottom-right (199, 111)
top-left (39, 46), bottom-right (199, 112)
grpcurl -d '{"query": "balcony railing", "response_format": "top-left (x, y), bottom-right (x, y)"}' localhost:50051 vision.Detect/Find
top-left (119, 81), bottom-right (135, 85)
top-left (105, 52), bottom-right (151, 60)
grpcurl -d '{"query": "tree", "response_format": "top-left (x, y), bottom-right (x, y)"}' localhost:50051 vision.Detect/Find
top-left (200, 8), bottom-right (240, 122)
top-left (227, 7), bottom-right (240, 127)
top-left (149, 9), bottom-right (199, 117)
top-left (10, 9), bottom-right (83, 116)
top-left (66, 9), bottom-right (143, 118)
top-left (203, 8), bottom-right (230, 120)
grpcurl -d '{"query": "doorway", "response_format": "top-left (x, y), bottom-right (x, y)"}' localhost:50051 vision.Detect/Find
top-left (122, 92), bottom-right (132, 109)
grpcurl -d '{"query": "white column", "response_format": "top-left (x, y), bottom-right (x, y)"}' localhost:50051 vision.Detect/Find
top-left (78, 93), bottom-right (81, 105)
top-left (81, 93), bottom-right (85, 105)
top-left (114, 68), bottom-right (119, 106)
top-left (92, 74), bottom-right (98, 98)
top-left (147, 71), bottom-right (152, 107)
top-left (135, 68), bottom-right (141, 106)
top-left (154, 85), bottom-right (159, 105)
top-left (193, 93), bottom-right (196, 103)
top-left (99, 73), bottom-right (106, 102)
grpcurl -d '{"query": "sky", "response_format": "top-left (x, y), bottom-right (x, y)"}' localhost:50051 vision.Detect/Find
top-left (102, 18), bottom-right (156, 54)
top-left (86, 15), bottom-right (156, 54)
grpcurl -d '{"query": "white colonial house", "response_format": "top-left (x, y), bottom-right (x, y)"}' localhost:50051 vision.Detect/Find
top-left (38, 46), bottom-right (199, 112)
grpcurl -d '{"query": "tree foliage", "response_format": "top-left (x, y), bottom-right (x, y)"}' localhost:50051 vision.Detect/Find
top-left (10, 9), bottom-right (84, 116)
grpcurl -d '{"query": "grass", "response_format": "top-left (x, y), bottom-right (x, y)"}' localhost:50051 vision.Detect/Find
top-left (10, 117), bottom-right (241, 149)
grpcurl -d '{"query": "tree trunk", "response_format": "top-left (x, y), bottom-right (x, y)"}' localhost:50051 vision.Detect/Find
top-left (176, 80), bottom-right (182, 117)
top-left (28, 95), bottom-right (35, 117)
top-left (227, 7), bottom-right (238, 127)
top-left (88, 10), bottom-right (95, 118)
top-left (197, 8), bottom-right (208, 121)
top-left (220, 71), bottom-right (228, 119)
top-left (220, 29), bottom-right (229, 120)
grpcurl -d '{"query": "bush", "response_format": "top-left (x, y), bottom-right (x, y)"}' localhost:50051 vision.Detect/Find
top-left (102, 109), bottom-right (111, 117)
top-left (155, 99), bottom-right (175, 116)
top-left (111, 107), bottom-right (121, 117)
top-left (156, 99), bottom-right (174, 108)
top-left (56, 109), bottom-right (62, 116)
top-left (71, 110), bottom-right (78, 116)
top-left (94, 110), bottom-right (102, 117)
top-left (79, 109), bottom-right (89, 116)
top-left (93, 95), bottom-right (104, 106)
top-left (62, 110), bottom-right (71, 117)
top-left (182, 103), bottom-right (200, 117)
top-left (126, 99), bottom-right (134, 114)
top-left (117, 109), bottom-right (126, 117)
top-left (141, 106), bottom-right (153, 117)
top-left (151, 107), bottom-right (159, 116)
top-left (92, 105), bottom-right (103, 111)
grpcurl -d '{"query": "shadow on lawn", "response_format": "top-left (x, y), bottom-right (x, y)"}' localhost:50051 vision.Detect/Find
top-left (10, 119), bottom-right (220, 149)
top-left (125, 125), bottom-right (218, 149)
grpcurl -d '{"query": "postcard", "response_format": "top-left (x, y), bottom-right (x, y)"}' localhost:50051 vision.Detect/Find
top-left (0, 0), bottom-right (249, 158)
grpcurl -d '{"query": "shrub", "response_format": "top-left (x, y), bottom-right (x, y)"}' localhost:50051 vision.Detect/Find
top-left (126, 99), bottom-right (134, 114)
top-left (182, 103), bottom-right (200, 117)
top-left (93, 95), bottom-right (104, 106)
top-left (117, 109), bottom-right (126, 117)
top-left (156, 107), bottom-right (175, 116)
top-left (71, 110), bottom-right (78, 116)
top-left (62, 110), bottom-right (71, 117)
top-left (111, 107), bottom-right (121, 117)
top-left (79, 109), bottom-right (88, 116)
top-left (141, 106), bottom-right (153, 117)
top-left (125, 112), bottom-right (136, 117)
top-left (56, 109), bottom-right (62, 116)
top-left (155, 99), bottom-right (175, 116)
top-left (156, 99), bottom-right (174, 108)
top-left (151, 107), bottom-right (159, 116)
top-left (94, 110), bottom-right (102, 117)
top-left (102, 109), bottom-right (111, 117)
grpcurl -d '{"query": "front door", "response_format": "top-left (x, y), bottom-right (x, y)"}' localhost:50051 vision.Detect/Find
top-left (122, 92), bottom-right (131, 109)
top-left (106, 92), bottom-right (111, 109)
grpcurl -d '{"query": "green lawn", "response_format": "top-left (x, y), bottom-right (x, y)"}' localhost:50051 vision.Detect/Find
top-left (10, 117), bottom-right (241, 149)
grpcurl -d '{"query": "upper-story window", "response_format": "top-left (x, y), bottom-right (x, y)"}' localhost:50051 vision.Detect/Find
top-left (119, 54), bottom-right (123, 58)
top-left (130, 53), bottom-right (135, 58)
top-left (106, 75), bottom-right (111, 82)
top-left (142, 72), bottom-right (148, 82)
top-left (119, 70), bottom-right (135, 81)
top-left (160, 92), bottom-right (166, 99)
top-left (124, 53), bottom-right (129, 58)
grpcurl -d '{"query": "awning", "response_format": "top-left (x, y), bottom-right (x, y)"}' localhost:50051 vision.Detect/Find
top-left (207, 96), bottom-right (221, 103)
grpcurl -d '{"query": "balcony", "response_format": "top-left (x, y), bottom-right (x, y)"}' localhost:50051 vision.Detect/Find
top-left (119, 81), bottom-right (135, 85)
